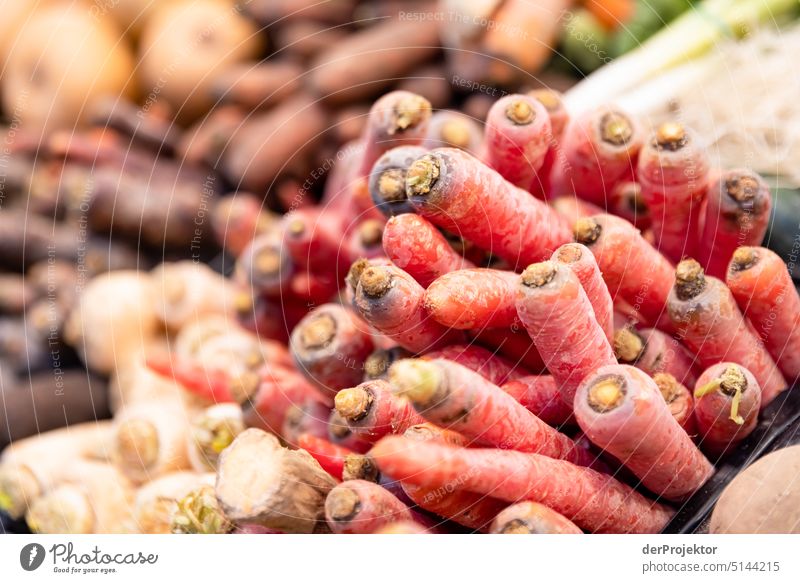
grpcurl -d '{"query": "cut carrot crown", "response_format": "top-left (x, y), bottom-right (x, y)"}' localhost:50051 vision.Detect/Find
top-left (600, 111), bottom-right (633, 146)
top-left (574, 217), bottom-right (601, 246)
top-left (587, 375), bottom-right (627, 413)
top-left (613, 328), bottom-right (645, 363)
top-left (674, 258), bottom-right (706, 301)
top-left (405, 155), bottom-right (440, 196)
top-left (654, 122), bottom-right (687, 151)
top-left (326, 487), bottom-right (361, 522)
top-left (359, 266), bottom-right (394, 298)
top-left (335, 387), bottom-right (373, 422)
top-left (520, 261), bottom-right (558, 288)
top-left (730, 247), bottom-right (759, 272)
top-left (505, 100), bottom-right (535, 125)
top-left (389, 359), bottom-right (444, 408)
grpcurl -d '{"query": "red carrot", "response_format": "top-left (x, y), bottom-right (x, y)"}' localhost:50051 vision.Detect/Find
top-left (371, 436), bottom-right (673, 533)
top-left (356, 90), bottom-right (432, 177)
top-left (346, 219), bottom-right (385, 263)
top-left (490, 501), bottom-right (582, 534)
top-left (390, 359), bottom-right (594, 467)
top-left (234, 292), bottom-right (309, 344)
top-left (574, 214), bottom-right (674, 328)
top-left (354, 264), bottom-right (465, 353)
top-left (287, 271), bottom-right (338, 305)
top-left (382, 213), bottom-right (474, 288)
top-left (290, 303), bottom-right (375, 399)
top-left (516, 261), bottom-right (617, 406)
top-left (334, 379), bottom-right (425, 443)
top-left (211, 193), bottom-right (276, 258)
top-left (668, 259), bottom-right (787, 406)
top-left (422, 110), bottom-right (482, 153)
top-left (561, 107), bottom-right (643, 206)
top-left (500, 375), bottom-right (574, 427)
top-left (422, 344), bottom-right (523, 386)
top-left (574, 364), bottom-right (713, 500)
top-left (638, 123), bottom-right (711, 262)
top-left (699, 170), bottom-right (771, 279)
top-left (367, 146), bottom-right (427, 217)
top-left (528, 88), bottom-right (569, 199)
top-left (693, 363), bottom-right (761, 456)
top-left (609, 180), bottom-right (650, 230)
top-left (727, 246), bottom-right (800, 383)
top-left (468, 327), bottom-right (546, 373)
top-left (481, 94), bottom-right (551, 189)
top-left (234, 233), bottom-right (293, 297)
top-left (613, 326), bottom-right (699, 387)
top-left (405, 147), bottom-right (572, 268)
top-left (146, 353), bottom-right (234, 403)
top-left (281, 207), bottom-right (348, 276)
top-left (281, 400), bottom-right (330, 445)
top-left (424, 268), bottom-right (519, 330)
top-left (552, 243), bottom-right (614, 342)
top-left (297, 433), bottom-right (354, 480)
top-left (344, 257), bottom-right (394, 308)
top-left (324, 479), bottom-right (418, 534)
top-left (550, 196), bottom-right (604, 226)
top-left (653, 372), bottom-right (696, 435)
top-left (243, 367), bottom-right (326, 434)
top-left (400, 423), bottom-right (505, 531)
top-left (327, 409), bottom-right (371, 454)
top-left (363, 346), bottom-right (414, 381)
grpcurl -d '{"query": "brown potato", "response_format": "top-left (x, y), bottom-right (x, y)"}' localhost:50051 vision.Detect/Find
top-left (710, 445), bottom-right (800, 533)
top-left (2, 3), bottom-right (135, 136)
top-left (137, 0), bottom-right (263, 122)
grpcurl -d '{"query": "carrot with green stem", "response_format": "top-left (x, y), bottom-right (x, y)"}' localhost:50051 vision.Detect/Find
top-left (171, 484), bottom-right (234, 535)
top-left (561, 107), bottom-right (644, 207)
top-left (693, 363), bottom-right (761, 456)
top-left (334, 379), bottom-right (425, 443)
top-left (354, 264), bottom-right (465, 353)
top-left (575, 214), bottom-right (674, 328)
top-left (422, 344), bottom-right (524, 386)
top-left (390, 359), bottom-right (594, 466)
top-left (371, 436), bottom-right (673, 533)
top-left (575, 364), bottom-right (713, 500)
top-left (424, 268), bottom-right (520, 330)
top-left (552, 243), bottom-right (614, 342)
top-left (490, 501), bottom-right (582, 534)
top-left (668, 258), bottom-right (787, 406)
top-left (638, 122), bottom-right (711, 262)
top-left (481, 94), bottom-right (551, 189)
top-left (726, 246), bottom-right (800, 383)
top-left (500, 375), bottom-right (574, 427)
top-left (382, 213), bottom-right (474, 288)
top-left (324, 479), bottom-right (422, 534)
top-left (613, 326), bottom-right (699, 387)
top-left (516, 261), bottom-right (617, 406)
top-left (405, 148), bottom-right (572, 268)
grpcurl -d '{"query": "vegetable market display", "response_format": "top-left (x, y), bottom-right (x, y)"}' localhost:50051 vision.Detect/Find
top-left (2, 0), bottom-right (800, 536)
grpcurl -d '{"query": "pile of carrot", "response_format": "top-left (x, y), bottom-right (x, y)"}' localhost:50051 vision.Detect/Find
top-left (3, 82), bottom-right (796, 535)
